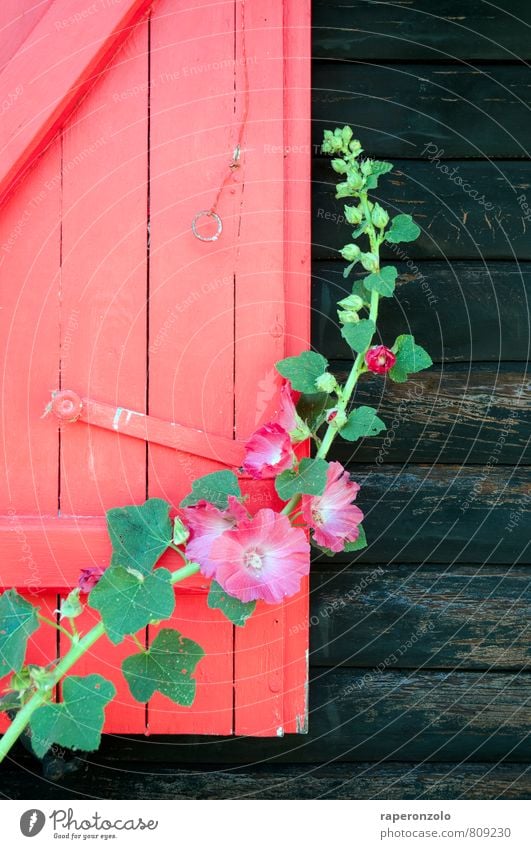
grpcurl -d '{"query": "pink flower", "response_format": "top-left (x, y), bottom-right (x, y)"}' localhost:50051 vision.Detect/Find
top-left (78, 566), bottom-right (105, 593)
top-left (365, 345), bottom-right (396, 375)
top-left (275, 380), bottom-right (310, 443)
top-left (301, 461), bottom-right (363, 552)
top-left (183, 497), bottom-right (248, 578)
top-left (209, 509), bottom-right (310, 604)
top-left (242, 422), bottom-right (295, 479)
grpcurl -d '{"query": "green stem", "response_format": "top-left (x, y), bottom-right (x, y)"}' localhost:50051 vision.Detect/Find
top-left (0, 558), bottom-right (201, 764)
top-left (37, 613), bottom-right (74, 643)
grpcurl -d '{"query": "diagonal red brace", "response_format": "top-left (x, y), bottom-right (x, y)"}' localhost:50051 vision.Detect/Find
top-left (50, 389), bottom-right (245, 468)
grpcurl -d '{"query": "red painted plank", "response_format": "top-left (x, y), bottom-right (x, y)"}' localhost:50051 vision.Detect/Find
top-left (59, 20), bottom-right (148, 516)
top-left (0, 0), bottom-right (152, 203)
top-left (0, 1), bottom-right (55, 73)
top-left (147, 0), bottom-right (237, 734)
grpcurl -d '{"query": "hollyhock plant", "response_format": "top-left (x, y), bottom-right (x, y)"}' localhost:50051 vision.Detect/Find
top-left (301, 462), bottom-right (363, 553)
top-left (242, 421), bottom-right (295, 479)
top-left (0, 128), bottom-right (433, 765)
top-left (365, 344), bottom-right (396, 375)
top-left (183, 496), bottom-right (248, 577)
top-left (209, 509), bottom-right (310, 603)
top-left (78, 566), bottom-right (105, 593)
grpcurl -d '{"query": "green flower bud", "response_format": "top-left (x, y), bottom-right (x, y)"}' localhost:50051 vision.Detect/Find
top-left (344, 204), bottom-right (363, 225)
top-left (173, 516), bottom-right (190, 545)
top-left (338, 294), bottom-right (364, 311)
top-left (340, 244), bottom-right (362, 262)
top-left (57, 588), bottom-right (83, 620)
top-left (315, 372), bottom-right (337, 393)
top-left (347, 171), bottom-right (364, 191)
top-left (361, 159), bottom-right (373, 176)
top-left (341, 126), bottom-right (353, 147)
top-left (331, 159), bottom-right (348, 175)
top-left (337, 309), bottom-right (360, 324)
top-left (349, 139), bottom-right (363, 157)
top-left (360, 252), bottom-right (379, 272)
top-left (371, 203), bottom-right (389, 229)
top-left (326, 407), bottom-right (348, 429)
top-left (335, 182), bottom-right (354, 199)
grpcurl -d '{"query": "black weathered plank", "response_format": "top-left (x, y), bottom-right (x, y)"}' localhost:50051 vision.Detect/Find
top-left (313, 261), bottom-right (531, 363)
top-left (313, 0), bottom-right (531, 61)
top-left (81, 670), bottom-right (530, 763)
top-left (2, 761), bottom-right (531, 799)
top-left (329, 464), bottom-right (530, 565)
top-left (309, 566), bottom-right (531, 669)
top-left (313, 160), bottom-right (531, 260)
top-left (313, 62), bottom-right (531, 159)
top-left (325, 364), bottom-right (530, 466)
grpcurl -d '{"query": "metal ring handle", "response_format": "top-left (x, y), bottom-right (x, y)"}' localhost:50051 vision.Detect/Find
top-left (191, 210), bottom-right (223, 242)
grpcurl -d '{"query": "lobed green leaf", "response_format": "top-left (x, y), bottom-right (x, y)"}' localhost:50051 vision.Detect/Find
top-left (386, 213), bottom-right (420, 244)
top-left (275, 457), bottom-right (329, 500)
top-left (0, 590), bottom-right (39, 674)
top-left (207, 581), bottom-right (256, 627)
top-left (341, 406), bottom-right (386, 442)
top-left (276, 351), bottom-right (329, 394)
top-left (122, 628), bottom-right (204, 705)
top-left (107, 498), bottom-right (172, 575)
top-left (341, 319), bottom-right (375, 353)
top-left (181, 470), bottom-right (241, 509)
top-left (363, 266), bottom-right (398, 298)
top-left (389, 334), bottom-right (433, 383)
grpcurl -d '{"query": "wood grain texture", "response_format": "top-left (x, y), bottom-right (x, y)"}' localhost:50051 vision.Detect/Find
top-left (327, 364), bottom-right (530, 466)
top-left (326, 465), bottom-right (530, 566)
top-left (309, 566), bottom-right (531, 670)
top-left (313, 261), bottom-right (531, 363)
top-left (313, 0), bottom-right (531, 61)
top-left (313, 62), bottom-right (531, 159)
top-left (85, 669), bottom-right (531, 763)
top-left (3, 761), bottom-right (530, 800)
top-left (313, 159), bottom-right (531, 260)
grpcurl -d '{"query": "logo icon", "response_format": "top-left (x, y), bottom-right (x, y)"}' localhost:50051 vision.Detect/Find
top-left (20, 810), bottom-right (46, 837)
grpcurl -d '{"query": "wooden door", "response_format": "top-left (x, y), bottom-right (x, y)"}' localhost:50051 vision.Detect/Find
top-left (0, 0), bottom-right (311, 738)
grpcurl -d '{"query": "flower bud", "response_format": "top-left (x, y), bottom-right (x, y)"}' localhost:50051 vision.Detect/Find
top-left (326, 407), bottom-right (347, 428)
top-left (331, 158), bottom-right (348, 175)
top-left (173, 516), bottom-right (190, 545)
top-left (341, 126), bottom-right (353, 147)
top-left (338, 294), bottom-right (364, 312)
top-left (365, 345), bottom-right (397, 375)
top-left (371, 203), bottom-right (389, 229)
top-left (361, 159), bottom-right (373, 175)
top-left (349, 139), bottom-right (363, 157)
top-left (360, 252), bottom-right (379, 272)
top-left (347, 171), bottom-right (364, 191)
top-left (340, 244), bottom-right (361, 263)
top-left (344, 204), bottom-right (363, 225)
top-left (337, 309), bottom-right (360, 324)
top-left (315, 372), bottom-right (337, 393)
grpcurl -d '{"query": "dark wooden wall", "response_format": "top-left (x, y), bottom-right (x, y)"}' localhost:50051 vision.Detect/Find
top-left (3, 0), bottom-right (530, 800)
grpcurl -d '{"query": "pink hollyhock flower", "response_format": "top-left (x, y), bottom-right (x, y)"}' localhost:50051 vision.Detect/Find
top-left (78, 566), bottom-right (105, 593)
top-left (365, 345), bottom-right (396, 375)
top-left (274, 380), bottom-right (309, 443)
top-left (209, 508), bottom-right (310, 603)
top-left (301, 461), bottom-right (363, 553)
top-left (183, 496), bottom-right (248, 578)
top-left (242, 422), bottom-right (295, 479)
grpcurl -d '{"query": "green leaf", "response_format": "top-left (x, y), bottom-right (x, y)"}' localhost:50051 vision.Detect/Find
top-left (341, 319), bottom-right (375, 353)
top-left (369, 161), bottom-right (393, 177)
top-left (275, 457), bottom-right (329, 500)
top-left (276, 351), bottom-right (329, 394)
top-left (386, 213), bottom-right (420, 244)
top-left (107, 498), bottom-right (172, 575)
top-left (180, 470), bottom-right (241, 509)
top-left (207, 581), bottom-right (256, 627)
top-left (30, 674), bottom-right (115, 758)
top-left (0, 692), bottom-right (22, 713)
top-left (363, 266), bottom-right (398, 297)
top-left (389, 334), bottom-right (433, 383)
top-left (0, 590), bottom-right (39, 674)
top-left (122, 628), bottom-right (204, 705)
top-left (341, 406), bottom-right (386, 442)
top-left (89, 566), bottom-right (175, 645)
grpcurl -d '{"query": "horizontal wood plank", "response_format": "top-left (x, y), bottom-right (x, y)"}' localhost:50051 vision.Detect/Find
top-left (309, 566), bottom-right (531, 670)
top-left (313, 262), bottom-right (531, 363)
top-left (313, 62), bottom-right (531, 158)
top-left (328, 464), bottom-right (530, 565)
top-left (313, 0), bottom-right (531, 61)
top-left (88, 670), bottom-right (531, 763)
top-left (313, 160), bottom-right (531, 260)
top-left (2, 760), bottom-right (530, 799)
top-left (327, 364), bottom-right (530, 466)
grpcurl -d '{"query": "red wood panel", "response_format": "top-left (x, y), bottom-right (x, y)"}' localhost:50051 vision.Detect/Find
top-left (233, 0), bottom-right (312, 736)
top-left (58, 19), bottom-right (150, 734)
top-left (0, 0), bottom-right (152, 203)
top-left (147, 0), bottom-right (237, 733)
top-left (0, 1), bottom-right (54, 72)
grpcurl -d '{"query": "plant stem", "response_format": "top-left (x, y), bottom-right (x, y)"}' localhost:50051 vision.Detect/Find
top-left (0, 558), bottom-right (201, 763)
top-left (37, 613), bottom-right (74, 643)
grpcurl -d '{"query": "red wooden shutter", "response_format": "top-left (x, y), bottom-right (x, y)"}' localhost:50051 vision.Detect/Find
top-left (0, 0), bottom-right (311, 738)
